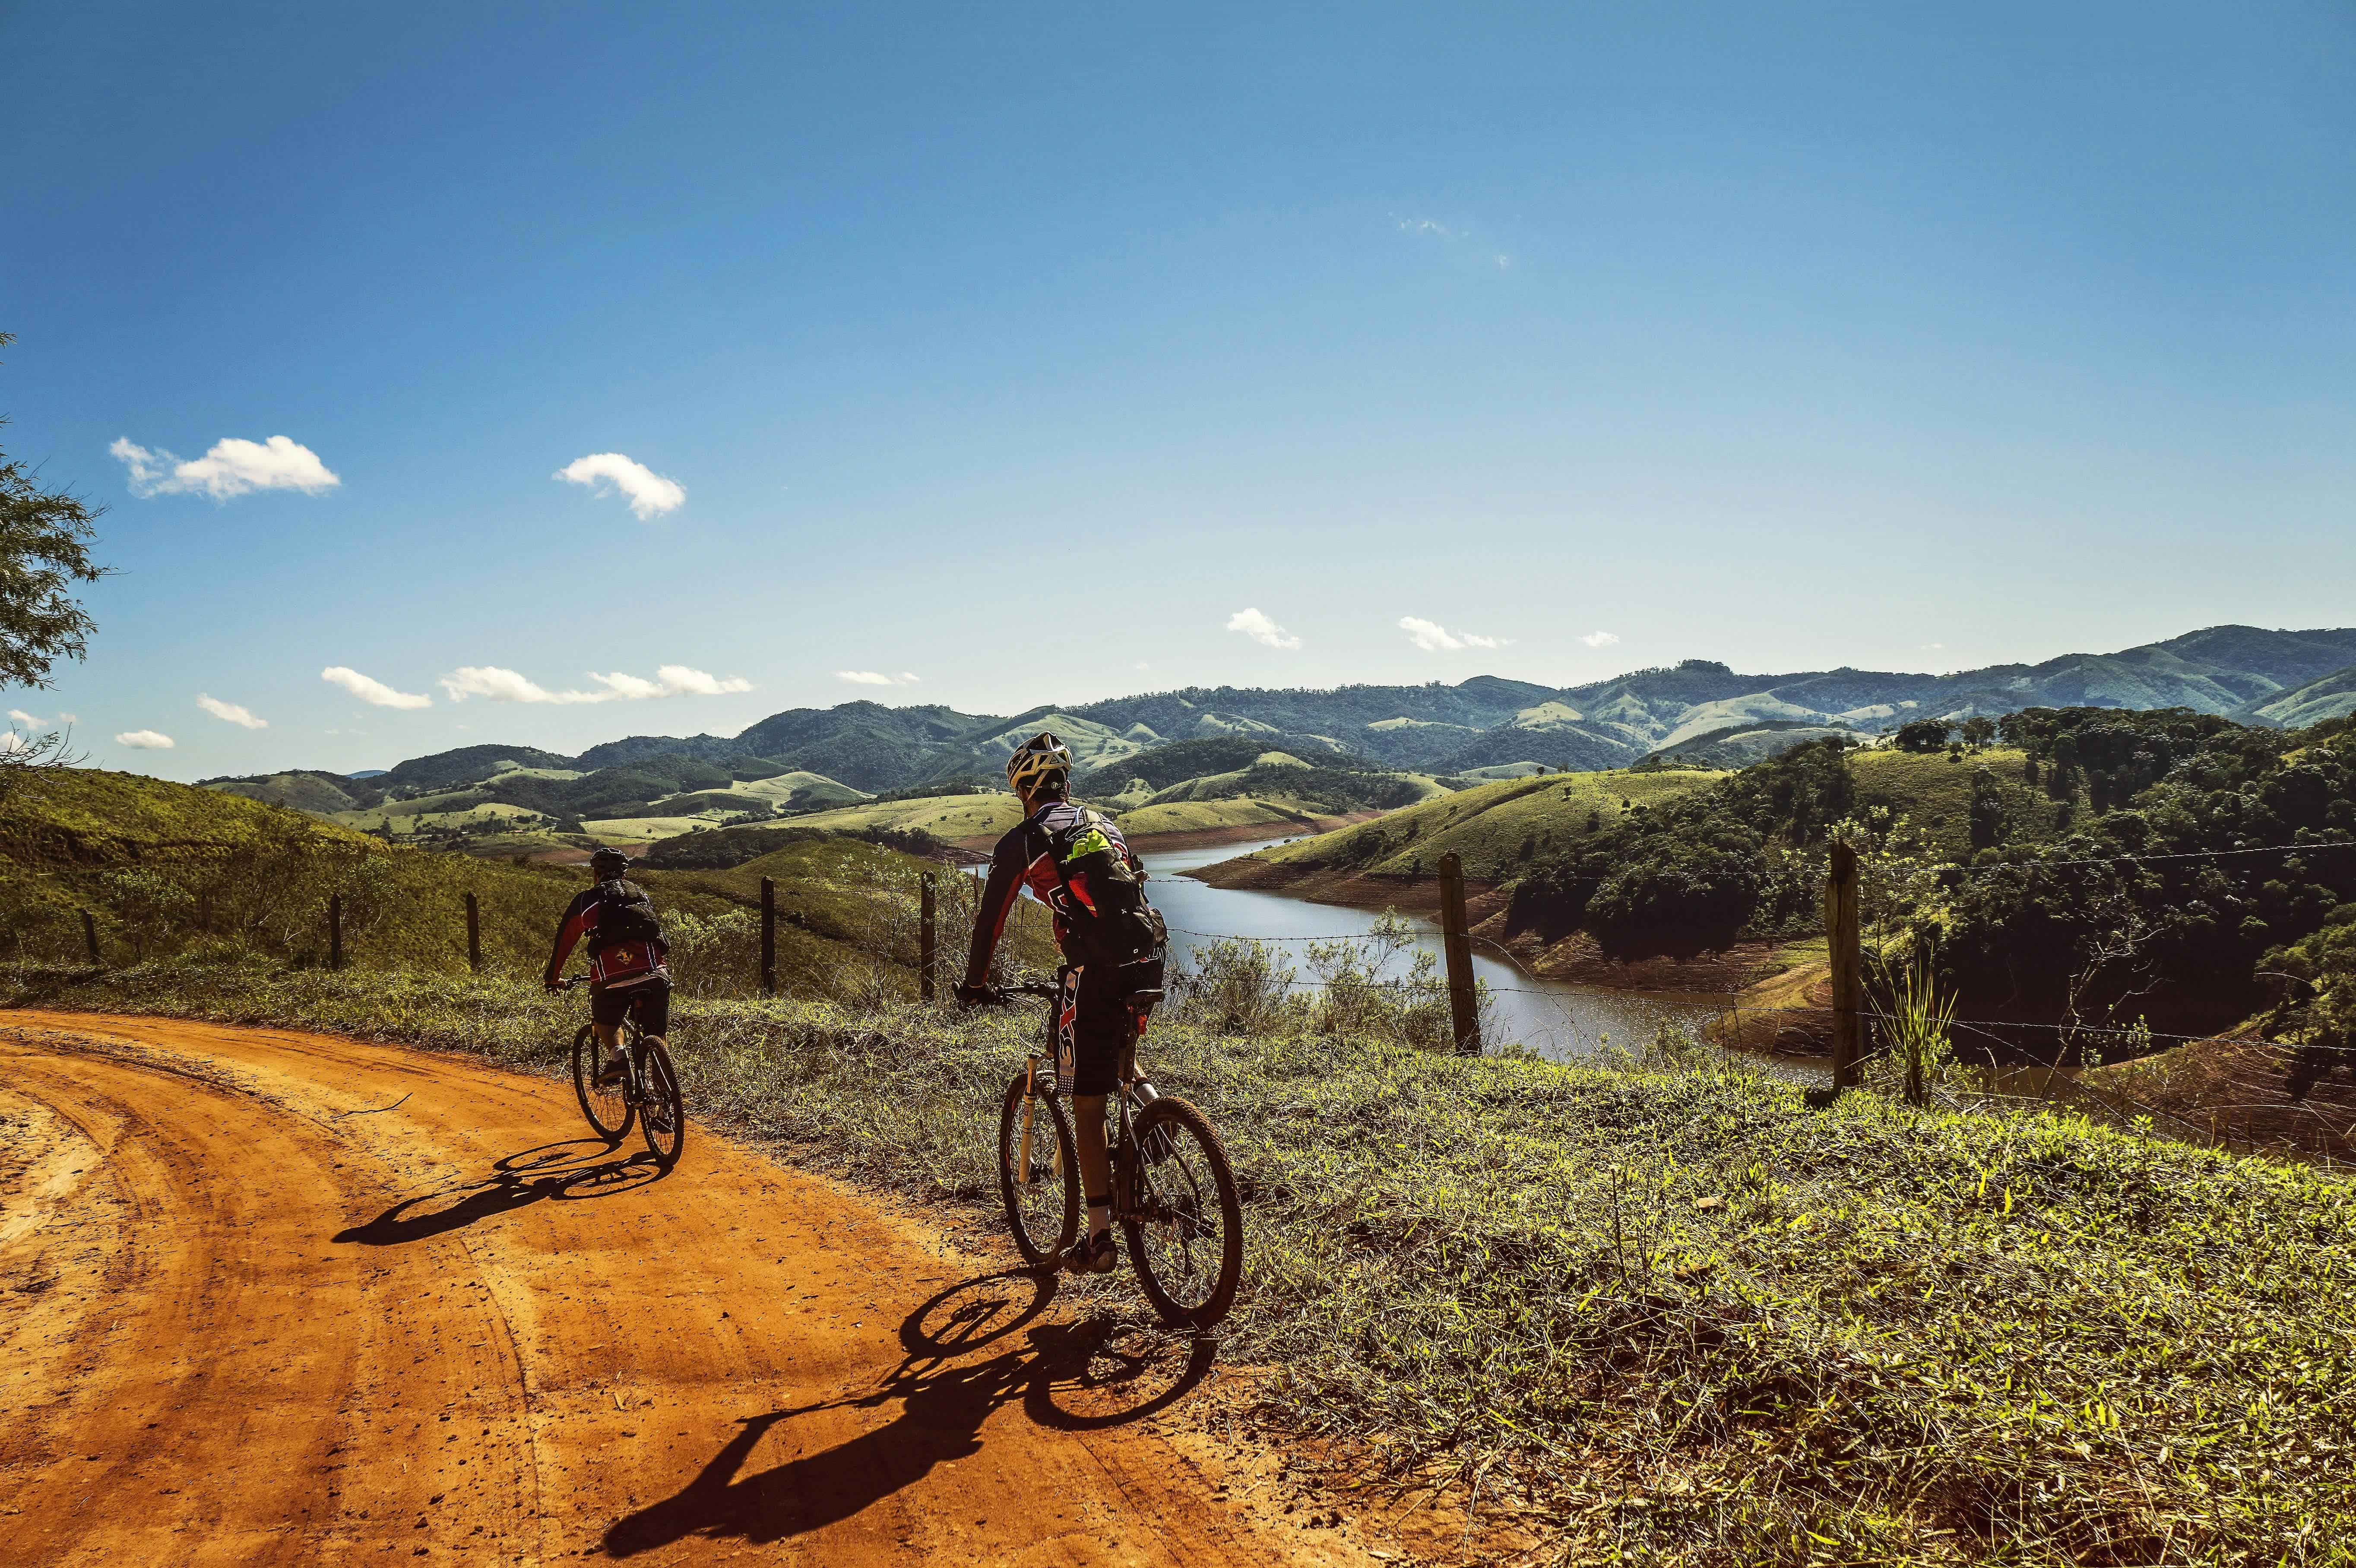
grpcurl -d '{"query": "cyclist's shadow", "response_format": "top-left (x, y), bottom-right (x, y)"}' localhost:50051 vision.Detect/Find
top-left (333, 1138), bottom-right (664, 1246)
top-left (601, 1268), bottom-right (1218, 1556)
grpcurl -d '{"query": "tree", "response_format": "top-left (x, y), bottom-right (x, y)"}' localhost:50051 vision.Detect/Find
top-left (1960, 715), bottom-right (1997, 749)
top-left (1968, 765), bottom-right (2007, 851)
top-left (0, 332), bottom-right (108, 689)
top-left (1894, 718), bottom-right (1955, 752)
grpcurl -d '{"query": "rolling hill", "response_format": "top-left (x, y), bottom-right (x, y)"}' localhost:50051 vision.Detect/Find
top-left (0, 766), bottom-right (1007, 996)
top-left (2231, 665), bottom-right (2356, 730)
top-left (202, 624), bottom-right (2356, 850)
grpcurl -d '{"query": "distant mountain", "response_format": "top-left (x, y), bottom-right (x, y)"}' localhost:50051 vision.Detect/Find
top-left (2231, 666), bottom-right (2356, 730)
top-left (221, 623), bottom-right (2356, 807)
top-left (1644, 721), bottom-right (1862, 770)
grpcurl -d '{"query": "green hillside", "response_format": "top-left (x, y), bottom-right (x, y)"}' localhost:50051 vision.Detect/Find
top-left (1848, 746), bottom-right (2062, 859)
top-left (1224, 766), bottom-right (1725, 886)
top-left (0, 767), bottom-right (996, 998)
top-left (2233, 665), bottom-right (2356, 730)
top-left (1644, 720), bottom-right (1860, 769)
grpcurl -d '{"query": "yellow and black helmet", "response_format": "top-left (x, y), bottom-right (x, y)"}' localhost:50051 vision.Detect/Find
top-left (1004, 731), bottom-right (1074, 795)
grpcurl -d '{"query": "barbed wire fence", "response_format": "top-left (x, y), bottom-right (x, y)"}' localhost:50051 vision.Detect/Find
top-left (36, 821), bottom-right (2352, 1167)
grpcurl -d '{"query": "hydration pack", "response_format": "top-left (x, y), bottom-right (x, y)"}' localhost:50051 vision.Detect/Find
top-left (1042, 808), bottom-right (1166, 983)
top-left (589, 878), bottom-right (667, 985)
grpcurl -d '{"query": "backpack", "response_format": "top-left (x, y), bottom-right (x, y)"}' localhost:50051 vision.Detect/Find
top-left (588, 878), bottom-right (667, 986)
top-left (1042, 808), bottom-right (1166, 983)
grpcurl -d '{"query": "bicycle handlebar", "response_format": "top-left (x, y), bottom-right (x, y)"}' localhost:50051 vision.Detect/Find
top-left (965, 980), bottom-right (1059, 1006)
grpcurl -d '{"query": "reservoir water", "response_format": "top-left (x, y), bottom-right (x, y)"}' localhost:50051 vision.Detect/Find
top-left (1135, 835), bottom-right (1726, 1063)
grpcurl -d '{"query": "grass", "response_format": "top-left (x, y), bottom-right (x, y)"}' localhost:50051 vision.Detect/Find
top-left (1235, 767), bottom-right (1724, 885)
top-left (1850, 747), bottom-right (2063, 860)
top-left (1112, 796), bottom-right (1330, 836)
top-left (9, 951), bottom-right (2351, 1564)
top-left (779, 792), bottom-right (1029, 844)
top-left (0, 765), bottom-right (1050, 990)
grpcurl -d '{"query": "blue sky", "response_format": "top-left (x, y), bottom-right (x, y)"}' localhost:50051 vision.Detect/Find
top-left (4, 2), bottom-right (2351, 779)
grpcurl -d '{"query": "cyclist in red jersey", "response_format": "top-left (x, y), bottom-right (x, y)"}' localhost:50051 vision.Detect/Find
top-left (959, 733), bottom-right (1165, 1274)
top-left (544, 848), bottom-right (671, 1087)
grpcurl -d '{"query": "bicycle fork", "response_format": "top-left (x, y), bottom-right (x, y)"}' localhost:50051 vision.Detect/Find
top-left (1016, 1053), bottom-right (1064, 1190)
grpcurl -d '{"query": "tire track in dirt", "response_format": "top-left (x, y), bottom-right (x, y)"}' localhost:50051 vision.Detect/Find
top-left (0, 1012), bottom-right (1373, 1567)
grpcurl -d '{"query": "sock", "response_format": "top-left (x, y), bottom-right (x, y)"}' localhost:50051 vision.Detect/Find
top-left (1086, 1197), bottom-right (1111, 1241)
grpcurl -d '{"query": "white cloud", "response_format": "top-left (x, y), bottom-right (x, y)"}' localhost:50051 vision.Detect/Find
top-left (441, 666), bottom-right (592, 704)
top-left (1226, 608), bottom-right (1302, 651)
top-left (1579, 631), bottom-right (1621, 648)
top-left (554, 452), bottom-right (685, 520)
top-left (442, 664), bottom-right (754, 703)
top-left (8, 709), bottom-right (39, 727)
top-left (1397, 217), bottom-right (1458, 239)
top-left (835, 670), bottom-right (922, 687)
top-left (196, 693), bottom-right (267, 730)
top-left (0, 731), bottom-right (25, 754)
top-left (113, 435), bottom-right (340, 500)
top-left (654, 664), bottom-right (754, 696)
top-left (117, 730), bottom-right (175, 749)
top-left (1400, 615), bottom-right (1507, 653)
top-left (322, 666), bottom-right (434, 709)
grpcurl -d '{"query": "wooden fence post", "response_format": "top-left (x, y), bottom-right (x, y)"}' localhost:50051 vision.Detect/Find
top-left (463, 892), bottom-right (481, 971)
top-left (328, 894), bottom-right (344, 971)
top-left (1825, 841), bottom-right (1862, 1091)
top-left (760, 877), bottom-right (777, 997)
top-left (81, 910), bottom-right (100, 965)
top-left (1438, 851), bottom-right (1481, 1055)
top-left (919, 873), bottom-right (938, 1003)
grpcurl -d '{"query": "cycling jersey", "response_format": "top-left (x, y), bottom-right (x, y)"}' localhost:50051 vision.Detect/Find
top-left (545, 877), bottom-right (671, 990)
top-left (961, 798), bottom-right (1146, 990)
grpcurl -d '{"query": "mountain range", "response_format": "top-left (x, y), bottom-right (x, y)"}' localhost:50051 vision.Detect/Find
top-left (212, 623), bottom-right (2356, 807)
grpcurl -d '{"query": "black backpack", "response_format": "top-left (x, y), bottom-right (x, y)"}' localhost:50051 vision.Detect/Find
top-left (1042, 808), bottom-right (1166, 981)
top-left (591, 878), bottom-right (665, 950)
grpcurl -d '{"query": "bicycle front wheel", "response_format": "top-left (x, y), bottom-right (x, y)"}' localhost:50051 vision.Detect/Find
top-left (572, 1022), bottom-right (635, 1143)
top-left (1122, 1096), bottom-right (1244, 1329)
top-left (636, 1040), bottom-right (687, 1168)
top-left (998, 1069), bottom-right (1078, 1269)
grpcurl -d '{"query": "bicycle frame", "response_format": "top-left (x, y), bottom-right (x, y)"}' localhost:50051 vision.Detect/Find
top-left (1013, 996), bottom-right (1159, 1222)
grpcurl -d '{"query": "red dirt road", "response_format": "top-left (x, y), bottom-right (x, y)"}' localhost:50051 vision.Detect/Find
top-left (0, 1013), bottom-right (1361, 1567)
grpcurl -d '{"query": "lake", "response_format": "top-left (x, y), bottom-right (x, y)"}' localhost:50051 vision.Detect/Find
top-left (1136, 835), bottom-right (1729, 1063)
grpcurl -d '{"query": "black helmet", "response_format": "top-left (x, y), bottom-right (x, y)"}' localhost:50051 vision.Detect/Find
top-left (589, 848), bottom-right (633, 879)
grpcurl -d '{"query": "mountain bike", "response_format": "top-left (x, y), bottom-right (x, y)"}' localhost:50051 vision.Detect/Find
top-left (558, 976), bottom-right (687, 1168)
top-left (984, 977), bottom-right (1244, 1329)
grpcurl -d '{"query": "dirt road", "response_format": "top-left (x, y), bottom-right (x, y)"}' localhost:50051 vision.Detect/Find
top-left (0, 1013), bottom-right (1363, 1567)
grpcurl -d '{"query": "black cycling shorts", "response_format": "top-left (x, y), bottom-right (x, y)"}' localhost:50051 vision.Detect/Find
top-left (591, 977), bottom-right (671, 1038)
top-left (1061, 962), bottom-right (1137, 1097)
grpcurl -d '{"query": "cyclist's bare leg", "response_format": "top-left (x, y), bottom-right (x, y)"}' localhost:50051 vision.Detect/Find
top-left (591, 1020), bottom-right (628, 1084)
top-left (1074, 1092), bottom-right (1112, 1239)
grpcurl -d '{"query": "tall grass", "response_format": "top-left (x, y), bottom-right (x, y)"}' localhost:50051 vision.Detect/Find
top-left (11, 951), bottom-right (2353, 1564)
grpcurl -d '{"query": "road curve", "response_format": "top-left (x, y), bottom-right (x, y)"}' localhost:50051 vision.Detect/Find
top-left (0, 1012), bottom-right (1360, 1567)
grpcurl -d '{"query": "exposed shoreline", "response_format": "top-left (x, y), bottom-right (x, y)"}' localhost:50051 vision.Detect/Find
top-left (1191, 846), bottom-right (1815, 997)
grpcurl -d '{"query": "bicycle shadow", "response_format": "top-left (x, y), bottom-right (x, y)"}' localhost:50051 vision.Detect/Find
top-left (600, 1268), bottom-right (1219, 1556)
top-left (333, 1138), bottom-right (665, 1246)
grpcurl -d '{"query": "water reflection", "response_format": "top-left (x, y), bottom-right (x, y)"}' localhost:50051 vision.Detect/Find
top-left (1134, 836), bottom-right (1726, 1064)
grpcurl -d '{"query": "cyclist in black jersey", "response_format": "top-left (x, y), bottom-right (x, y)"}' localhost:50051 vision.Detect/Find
top-left (960, 732), bottom-right (1165, 1274)
top-left (544, 848), bottom-right (672, 1087)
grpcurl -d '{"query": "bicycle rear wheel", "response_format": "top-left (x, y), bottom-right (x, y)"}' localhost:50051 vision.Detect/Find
top-left (998, 1068), bottom-right (1079, 1269)
top-left (636, 1040), bottom-right (687, 1168)
top-left (572, 1021), bottom-right (635, 1144)
top-left (1122, 1096), bottom-right (1244, 1329)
